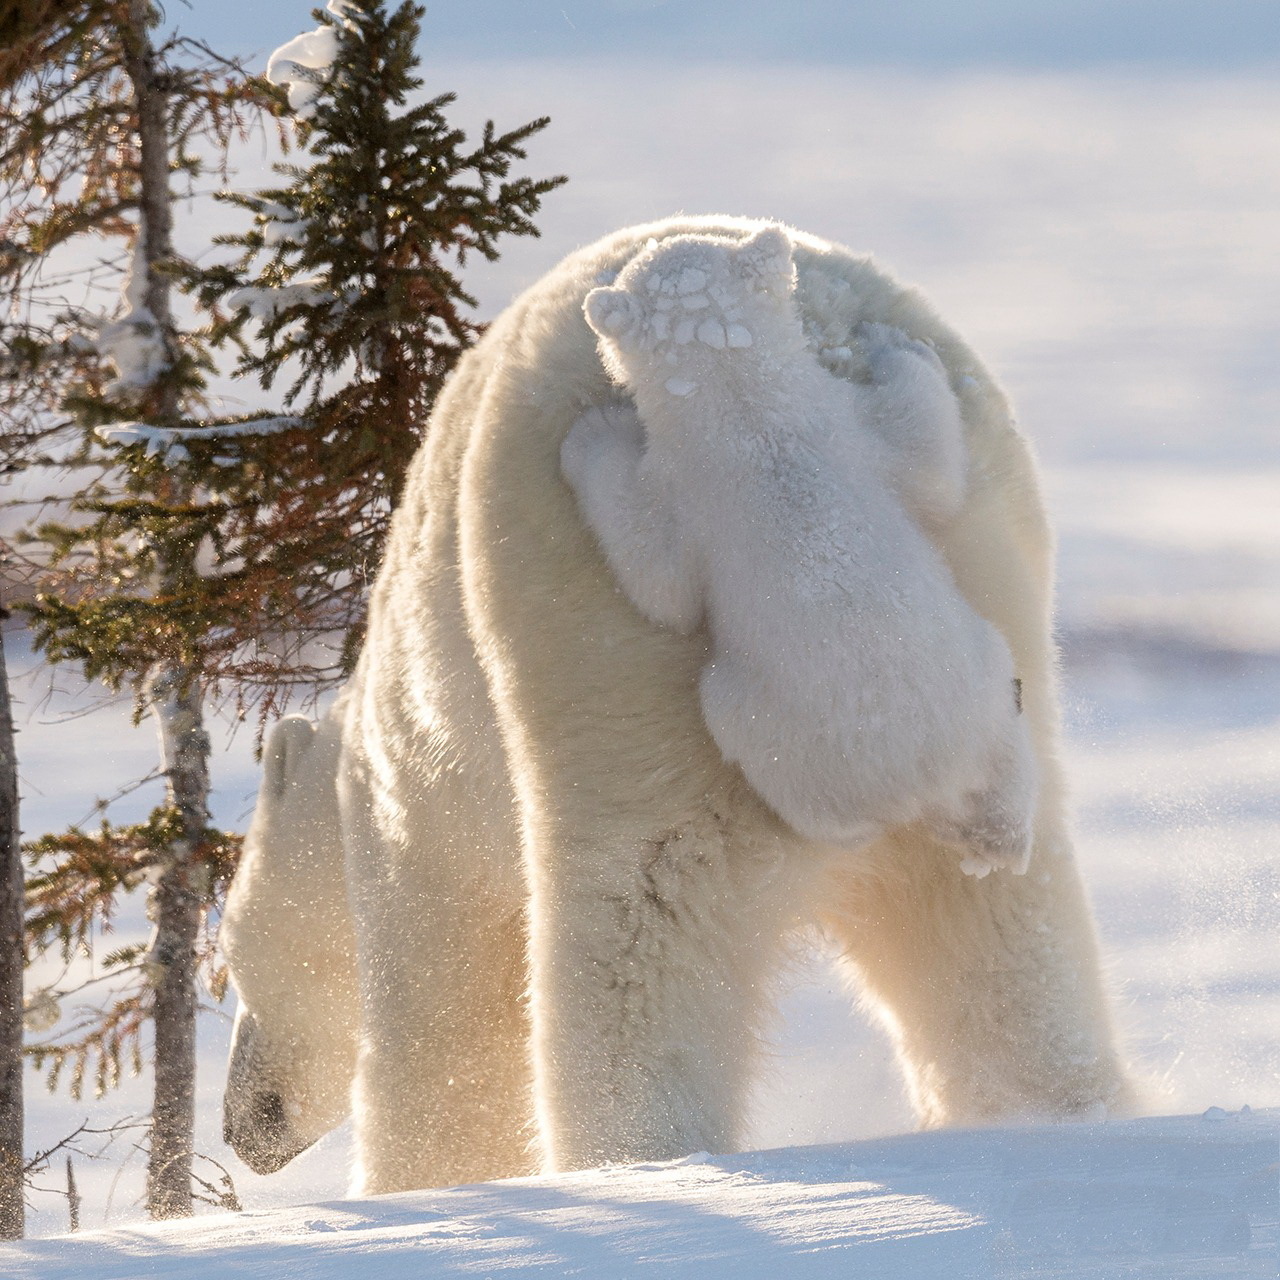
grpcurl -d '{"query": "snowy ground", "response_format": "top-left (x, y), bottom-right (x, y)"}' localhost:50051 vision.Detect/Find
top-left (6, 1111), bottom-right (1279, 1278)
top-left (5, 63), bottom-right (1279, 1274)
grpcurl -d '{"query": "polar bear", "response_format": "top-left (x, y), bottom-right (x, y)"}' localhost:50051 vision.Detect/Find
top-left (564, 226), bottom-right (1036, 873)
top-left (222, 215), bottom-right (1135, 1195)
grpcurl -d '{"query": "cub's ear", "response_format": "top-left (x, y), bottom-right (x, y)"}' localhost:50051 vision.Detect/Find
top-left (738, 225), bottom-right (795, 294)
top-left (261, 715), bottom-right (317, 800)
top-left (584, 286), bottom-right (644, 345)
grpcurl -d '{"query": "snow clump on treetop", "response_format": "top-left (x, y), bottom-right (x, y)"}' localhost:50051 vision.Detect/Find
top-left (266, 0), bottom-right (360, 118)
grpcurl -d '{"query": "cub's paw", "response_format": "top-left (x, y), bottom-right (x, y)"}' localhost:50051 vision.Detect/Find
top-left (560, 401), bottom-right (644, 492)
top-left (860, 322), bottom-right (946, 382)
top-left (935, 791), bottom-right (1034, 879)
top-left (957, 834), bottom-right (1031, 880)
top-left (585, 227), bottom-right (793, 363)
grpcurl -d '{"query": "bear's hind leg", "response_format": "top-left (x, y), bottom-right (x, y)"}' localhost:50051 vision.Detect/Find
top-left (820, 825), bottom-right (1136, 1127)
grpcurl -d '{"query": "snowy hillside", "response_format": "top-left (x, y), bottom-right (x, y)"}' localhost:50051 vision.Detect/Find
top-left (5, 1111), bottom-right (1276, 1278)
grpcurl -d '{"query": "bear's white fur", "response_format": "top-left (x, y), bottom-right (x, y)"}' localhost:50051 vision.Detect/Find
top-left (222, 216), bottom-right (1136, 1196)
top-left (221, 704), bottom-right (358, 1172)
top-left (566, 227), bottom-right (1036, 872)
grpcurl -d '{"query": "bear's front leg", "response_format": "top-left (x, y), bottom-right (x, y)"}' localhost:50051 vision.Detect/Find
top-left (349, 899), bottom-right (534, 1194)
top-left (341, 755), bottom-right (535, 1195)
top-left (560, 401), bottom-right (703, 633)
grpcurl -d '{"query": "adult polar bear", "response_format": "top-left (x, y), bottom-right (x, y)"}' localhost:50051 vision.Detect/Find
top-left (222, 215), bottom-right (1135, 1195)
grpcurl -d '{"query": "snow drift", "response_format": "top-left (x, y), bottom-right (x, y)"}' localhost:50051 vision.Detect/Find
top-left (5, 1111), bottom-right (1275, 1278)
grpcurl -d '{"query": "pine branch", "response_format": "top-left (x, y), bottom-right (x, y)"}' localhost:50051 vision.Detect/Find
top-left (24, 809), bottom-right (242, 964)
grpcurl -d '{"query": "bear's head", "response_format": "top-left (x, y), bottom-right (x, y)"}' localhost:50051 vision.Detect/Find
top-left (584, 225), bottom-right (799, 390)
top-left (221, 711), bottom-right (358, 1174)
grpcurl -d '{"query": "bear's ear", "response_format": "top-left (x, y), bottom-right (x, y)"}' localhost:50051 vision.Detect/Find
top-left (262, 715), bottom-right (316, 800)
top-left (738, 225), bottom-right (795, 295)
top-left (584, 286), bottom-right (644, 345)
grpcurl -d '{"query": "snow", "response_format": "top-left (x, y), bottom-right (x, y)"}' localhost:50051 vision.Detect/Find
top-left (224, 281), bottom-right (332, 322)
top-left (6, 1112), bottom-right (1276, 1276)
top-left (256, 202), bottom-right (308, 249)
top-left (266, 29), bottom-right (339, 116)
top-left (94, 417), bottom-right (307, 463)
top-left (5, 59), bottom-right (1280, 1276)
top-left (92, 234), bottom-right (168, 396)
top-left (265, 0), bottom-right (358, 118)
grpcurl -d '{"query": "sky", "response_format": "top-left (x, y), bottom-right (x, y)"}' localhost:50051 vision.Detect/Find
top-left (172, 0), bottom-right (1280, 70)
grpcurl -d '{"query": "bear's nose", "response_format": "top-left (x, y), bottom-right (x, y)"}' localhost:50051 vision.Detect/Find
top-left (225, 1089), bottom-right (299, 1173)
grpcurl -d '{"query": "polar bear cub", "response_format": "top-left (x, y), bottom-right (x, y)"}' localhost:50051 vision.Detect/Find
top-left (563, 226), bottom-right (1037, 875)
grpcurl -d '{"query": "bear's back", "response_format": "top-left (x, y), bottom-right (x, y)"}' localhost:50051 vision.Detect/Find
top-left (349, 216), bottom-right (1055, 860)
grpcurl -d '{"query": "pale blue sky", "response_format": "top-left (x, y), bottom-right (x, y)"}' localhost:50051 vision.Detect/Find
top-left (172, 0), bottom-right (1280, 70)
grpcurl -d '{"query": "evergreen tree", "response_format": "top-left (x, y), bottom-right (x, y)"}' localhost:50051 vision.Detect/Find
top-left (0, 599), bottom-right (21, 1238)
top-left (1, 0), bottom-right (269, 1219)
top-left (2, 0), bottom-right (563, 1224)
top-left (189, 0), bottom-right (566, 686)
top-left (0, 0), bottom-right (127, 1238)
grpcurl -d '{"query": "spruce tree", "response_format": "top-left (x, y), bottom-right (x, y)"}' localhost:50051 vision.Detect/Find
top-left (0, 0), bottom-right (126, 1238)
top-left (3, 0), bottom-right (563, 1224)
top-left (189, 0), bottom-right (566, 684)
top-left (1, 0), bottom-right (268, 1219)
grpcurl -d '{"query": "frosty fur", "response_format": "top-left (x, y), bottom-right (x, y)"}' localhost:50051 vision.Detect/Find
top-left (569, 227), bottom-right (1036, 872)
top-left (221, 704), bottom-right (358, 1173)
top-left (221, 216), bottom-right (1137, 1195)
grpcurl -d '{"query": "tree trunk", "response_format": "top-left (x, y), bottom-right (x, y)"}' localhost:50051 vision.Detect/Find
top-left (66, 1156), bottom-right (79, 1232)
top-left (143, 665), bottom-right (209, 1220)
top-left (0, 602), bottom-right (25, 1240)
top-left (122, 0), bottom-right (178, 375)
top-left (122, 0), bottom-right (209, 1221)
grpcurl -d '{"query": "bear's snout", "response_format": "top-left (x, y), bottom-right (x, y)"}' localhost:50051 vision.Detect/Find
top-left (224, 1007), bottom-right (315, 1174)
top-left (224, 1088), bottom-right (305, 1174)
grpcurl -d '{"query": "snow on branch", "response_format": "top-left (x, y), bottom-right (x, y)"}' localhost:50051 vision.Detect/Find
top-left (266, 0), bottom-right (359, 118)
top-left (224, 280), bottom-right (332, 321)
top-left (94, 236), bottom-right (169, 396)
top-left (95, 417), bottom-right (309, 463)
top-left (257, 202), bottom-right (309, 249)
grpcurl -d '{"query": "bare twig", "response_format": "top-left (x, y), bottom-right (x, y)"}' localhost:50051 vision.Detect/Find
top-left (65, 1156), bottom-right (79, 1231)
top-left (23, 1116), bottom-right (146, 1176)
